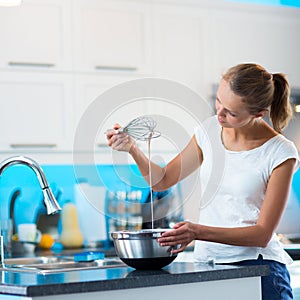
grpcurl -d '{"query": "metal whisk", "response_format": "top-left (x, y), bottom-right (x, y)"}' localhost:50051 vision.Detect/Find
top-left (117, 115), bottom-right (161, 141)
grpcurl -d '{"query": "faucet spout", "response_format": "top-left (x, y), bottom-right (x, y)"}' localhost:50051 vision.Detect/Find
top-left (1, 156), bottom-right (48, 189)
top-left (0, 156), bottom-right (61, 215)
top-left (0, 156), bottom-right (62, 267)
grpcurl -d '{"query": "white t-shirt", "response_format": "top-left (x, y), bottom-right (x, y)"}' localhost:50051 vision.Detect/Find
top-left (193, 115), bottom-right (299, 264)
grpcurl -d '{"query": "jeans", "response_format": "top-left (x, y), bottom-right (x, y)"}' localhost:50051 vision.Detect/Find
top-left (230, 255), bottom-right (293, 300)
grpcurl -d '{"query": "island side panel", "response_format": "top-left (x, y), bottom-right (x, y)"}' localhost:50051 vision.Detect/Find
top-left (31, 277), bottom-right (261, 300)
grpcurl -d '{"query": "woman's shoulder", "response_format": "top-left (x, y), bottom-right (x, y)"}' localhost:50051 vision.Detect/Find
top-left (258, 121), bottom-right (297, 154)
top-left (272, 134), bottom-right (298, 151)
top-left (266, 134), bottom-right (299, 169)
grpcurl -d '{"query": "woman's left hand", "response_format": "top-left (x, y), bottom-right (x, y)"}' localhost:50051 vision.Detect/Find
top-left (157, 221), bottom-right (198, 254)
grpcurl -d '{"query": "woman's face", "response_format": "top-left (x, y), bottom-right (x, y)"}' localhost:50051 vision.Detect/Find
top-left (215, 80), bottom-right (257, 128)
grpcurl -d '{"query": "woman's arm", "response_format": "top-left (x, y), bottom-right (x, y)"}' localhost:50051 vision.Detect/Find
top-left (158, 158), bottom-right (297, 252)
top-left (106, 126), bottom-right (203, 191)
top-left (130, 135), bottom-right (203, 191)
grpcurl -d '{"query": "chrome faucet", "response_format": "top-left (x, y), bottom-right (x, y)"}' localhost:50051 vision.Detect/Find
top-left (0, 156), bottom-right (61, 267)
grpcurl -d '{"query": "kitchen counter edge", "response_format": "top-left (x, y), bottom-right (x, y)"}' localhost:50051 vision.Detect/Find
top-left (0, 262), bottom-right (269, 297)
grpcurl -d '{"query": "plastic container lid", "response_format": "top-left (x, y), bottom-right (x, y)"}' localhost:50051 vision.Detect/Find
top-left (73, 251), bottom-right (105, 262)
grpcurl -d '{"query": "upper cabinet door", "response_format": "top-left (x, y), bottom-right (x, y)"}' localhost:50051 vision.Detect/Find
top-left (73, 0), bottom-right (152, 74)
top-left (148, 4), bottom-right (212, 152)
top-left (152, 4), bottom-right (209, 95)
top-left (0, 71), bottom-right (73, 151)
top-left (210, 10), bottom-right (300, 87)
top-left (0, 0), bottom-right (72, 71)
top-left (73, 74), bottom-right (147, 150)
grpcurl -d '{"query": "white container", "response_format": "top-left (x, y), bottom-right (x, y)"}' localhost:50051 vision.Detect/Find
top-left (18, 223), bottom-right (41, 253)
top-left (74, 183), bottom-right (107, 246)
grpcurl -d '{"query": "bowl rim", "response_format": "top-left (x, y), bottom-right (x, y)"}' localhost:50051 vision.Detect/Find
top-left (110, 228), bottom-right (173, 239)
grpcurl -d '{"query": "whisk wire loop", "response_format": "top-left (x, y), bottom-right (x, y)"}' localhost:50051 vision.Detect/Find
top-left (119, 116), bottom-right (160, 141)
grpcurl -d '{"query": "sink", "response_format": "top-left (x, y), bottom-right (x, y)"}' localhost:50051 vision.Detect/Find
top-left (4, 256), bottom-right (72, 266)
top-left (1, 256), bottom-right (126, 274)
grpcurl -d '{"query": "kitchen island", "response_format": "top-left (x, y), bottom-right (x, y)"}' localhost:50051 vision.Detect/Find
top-left (0, 260), bottom-right (268, 300)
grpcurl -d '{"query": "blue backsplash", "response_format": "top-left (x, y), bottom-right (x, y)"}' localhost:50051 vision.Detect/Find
top-left (0, 164), bottom-right (150, 228)
top-left (1, 163), bottom-right (300, 233)
top-left (293, 167), bottom-right (300, 191)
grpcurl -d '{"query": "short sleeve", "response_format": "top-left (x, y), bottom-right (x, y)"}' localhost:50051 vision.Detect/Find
top-left (270, 136), bottom-right (299, 173)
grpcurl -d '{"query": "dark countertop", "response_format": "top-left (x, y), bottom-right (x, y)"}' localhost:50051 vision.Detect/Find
top-left (0, 258), bottom-right (269, 298)
top-left (284, 243), bottom-right (300, 260)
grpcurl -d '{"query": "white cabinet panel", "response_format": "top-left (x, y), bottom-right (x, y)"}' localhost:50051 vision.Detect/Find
top-left (73, 0), bottom-right (152, 74)
top-left (73, 74), bottom-right (146, 149)
top-left (211, 11), bottom-right (300, 86)
top-left (0, 0), bottom-right (298, 160)
top-left (0, 0), bottom-right (72, 71)
top-left (73, 75), bottom-right (200, 154)
top-left (153, 4), bottom-right (209, 95)
top-left (149, 5), bottom-right (212, 152)
top-left (0, 72), bottom-right (73, 151)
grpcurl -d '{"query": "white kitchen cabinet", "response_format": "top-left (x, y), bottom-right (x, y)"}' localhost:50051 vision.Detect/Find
top-left (152, 3), bottom-right (210, 95)
top-left (73, 74), bottom-right (204, 156)
top-left (73, 74), bottom-right (147, 150)
top-left (0, 71), bottom-right (73, 151)
top-left (210, 8), bottom-right (300, 86)
top-left (145, 4), bottom-right (213, 152)
top-left (0, 0), bottom-right (72, 71)
top-left (0, 0), bottom-right (298, 162)
top-left (72, 0), bottom-right (152, 74)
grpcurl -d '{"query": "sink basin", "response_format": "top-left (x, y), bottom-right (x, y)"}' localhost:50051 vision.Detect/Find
top-left (5, 256), bottom-right (72, 266)
top-left (1, 256), bottom-right (126, 274)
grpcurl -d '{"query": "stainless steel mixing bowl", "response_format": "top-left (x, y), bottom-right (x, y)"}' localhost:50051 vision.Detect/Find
top-left (111, 229), bottom-right (180, 270)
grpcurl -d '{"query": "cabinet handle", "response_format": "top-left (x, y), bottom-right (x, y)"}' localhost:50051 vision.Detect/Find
top-left (10, 143), bottom-right (57, 148)
top-left (95, 65), bottom-right (137, 71)
top-left (97, 142), bottom-right (143, 148)
top-left (8, 62), bottom-right (55, 68)
top-left (96, 143), bottom-right (108, 148)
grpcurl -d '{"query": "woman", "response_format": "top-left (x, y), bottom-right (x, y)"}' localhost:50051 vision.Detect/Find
top-left (106, 63), bottom-right (299, 299)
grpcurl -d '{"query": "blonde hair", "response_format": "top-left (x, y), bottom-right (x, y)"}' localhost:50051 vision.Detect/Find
top-left (223, 63), bottom-right (293, 133)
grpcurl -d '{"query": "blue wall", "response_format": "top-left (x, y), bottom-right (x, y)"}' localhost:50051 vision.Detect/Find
top-left (292, 167), bottom-right (300, 194)
top-left (1, 164), bottom-right (300, 232)
top-left (0, 164), bottom-right (150, 228)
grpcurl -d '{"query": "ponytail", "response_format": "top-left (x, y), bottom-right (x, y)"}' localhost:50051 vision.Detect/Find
top-left (223, 64), bottom-right (293, 134)
top-left (270, 73), bottom-right (293, 133)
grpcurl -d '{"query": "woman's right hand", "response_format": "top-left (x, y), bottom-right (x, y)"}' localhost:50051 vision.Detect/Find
top-left (106, 123), bottom-right (135, 153)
